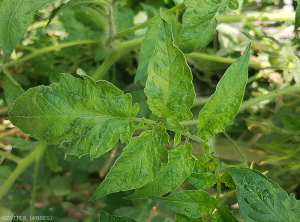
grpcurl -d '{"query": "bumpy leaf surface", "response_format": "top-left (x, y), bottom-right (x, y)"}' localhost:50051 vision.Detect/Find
top-left (179, 0), bottom-right (239, 52)
top-left (151, 190), bottom-right (218, 218)
top-left (144, 18), bottom-right (195, 129)
top-left (134, 14), bottom-right (182, 84)
top-left (228, 167), bottom-right (300, 222)
top-left (8, 74), bottom-right (139, 159)
top-left (27, 0), bottom-right (56, 14)
top-left (211, 206), bottom-right (238, 222)
top-left (100, 210), bottom-right (141, 222)
top-left (3, 68), bottom-right (25, 111)
top-left (188, 172), bottom-right (217, 190)
top-left (90, 127), bottom-right (169, 200)
top-left (126, 143), bottom-right (195, 199)
top-left (0, 0), bottom-right (34, 62)
top-left (197, 44), bottom-right (250, 139)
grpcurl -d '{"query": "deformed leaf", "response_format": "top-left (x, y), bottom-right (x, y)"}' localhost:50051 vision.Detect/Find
top-left (90, 127), bottom-right (169, 200)
top-left (144, 18), bottom-right (195, 129)
top-left (3, 68), bottom-right (25, 111)
top-left (100, 210), bottom-right (141, 222)
top-left (0, 0), bottom-right (34, 63)
top-left (150, 190), bottom-right (218, 218)
top-left (27, 0), bottom-right (56, 14)
top-left (8, 73), bottom-right (139, 159)
top-left (228, 167), bottom-right (300, 222)
top-left (175, 213), bottom-right (203, 222)
top-left (179, 0), bottom-right (239, 52)
top-left (197, 44), bottom-right (250, 139)
top-left (220, 170), bottom-right (235, 189)
top-left (211, 206), bottom-right (238, 222)
top-left (188, 172), bottom-right (217, 190)
top-left (126, 143), bottom-right (195, 199)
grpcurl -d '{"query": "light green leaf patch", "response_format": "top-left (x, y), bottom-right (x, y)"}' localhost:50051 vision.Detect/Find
top-left (126, 143), bottom-right (194, 199)
top-left (145, 18), bottom-right (195, 129)
top-left (197, 44), bottom-right (250, 139)
top-left (3, 67), bottom-right (25, 111)
top-left (179, 0), bottom-right (239, 52)
top-left (188, 172), bottom-right (217, 190)
top-left (211, 206), bottom-right (238, 222)
top-left (0, 0), bottom-right (34, 63)
top-left (100, 210), bottom-right (141, 222)
top-left (8, 73), bottom-right (139, 159)
top-left (227, 167), bottom-right (300, 222)
top-left (90, 127), bottom-right (169, 200)
top-left (150, 190), bottom-right (218, 218)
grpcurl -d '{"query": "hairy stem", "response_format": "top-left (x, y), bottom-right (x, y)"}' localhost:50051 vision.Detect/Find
top-left (223, 132), bottom-right (248, 168)
top-left (0, 143), bottom-right (47, 200)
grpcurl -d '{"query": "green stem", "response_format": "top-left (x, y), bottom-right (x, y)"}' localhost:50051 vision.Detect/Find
top-left (91, 37), bottom-right (143, 80)
top-left (88, 6), bottom-right (107, 30)
top-left (223, 132), bottom-right (248, 168)
top-left (216, 12), bottom-right (295, 23)
top-left (215, 167), bottom-right (221, 201)
top-left (240, 85), bottom-right (300, 111)
top-left (115, 3), bottom-right (185, 38)
top-left (0, 143), bottom-right (47, 200)
top-left (28, 19), bottom-right (59, 30)
top-left (3, 39), bottom-right (102, 69)
top-left (130, 117), bottom-right (205, 143)
top-left (0, 150), bottom-right (22, 164)
top-left (186, 53), bottom-right (269, 68)
top-left (30, 157), bottom-right (41, 217)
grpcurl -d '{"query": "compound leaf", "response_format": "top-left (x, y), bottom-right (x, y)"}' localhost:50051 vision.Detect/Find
top-left (3, 68), bottom-right (25, 111)
top-left (126, 143), bottom-right (194, 199)
top-left (150, 190), bottom-right (218, 218)
top-left (27, 0), bottom-right (56, 14)
top-left (90, 127), bottom-right (169, 200)
top-left (8, 73), bottom-right (139, 159)
top-left (0, 0), bottom-right (34, 63)
top-left (188, 172), bottom-right (217, 190)
top-left (282, 115), bottom-right (300, 131)
top-left (228, 167), bottom-right (300, 222)
top-left (179, 0), bottom-right (239, 52)
top-left (197, 44), bottom-right (250, 139)
top-left (100, 210), bottom-right (141, 222)
top-left (144, 18), bottom-right (195, 129)
top-left (211, 206), bottom-right (238, 222)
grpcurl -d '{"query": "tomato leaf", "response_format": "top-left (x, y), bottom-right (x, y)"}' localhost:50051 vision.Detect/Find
top-left (188, 172), bottom-right (217, 190)
top-left (228, 167), bottom-right (300, 222)
top-left (144, 17), bottom-right (195, 129)
top-left (175, 214), bottom-right (203, 222)
top-left (126, 143), bottom-right (194, 199)
top-left (295, 0), bottom-right (300, 29)
top-left (8, 73), bottom-right (139, 159)
top-left (0, 0), bottom-right (34, 63)
top-left (179, 0), bottom-right (239, 52)
top-left (90, 126), bottom-right (169, 200)
top-left (150, 190), bottom-right (218, 218)
top-left (197, 44), bottom-right (250, 139)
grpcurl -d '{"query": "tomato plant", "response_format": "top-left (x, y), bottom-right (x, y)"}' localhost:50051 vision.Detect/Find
top-left (0, 0), bottom-right (300, 221)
